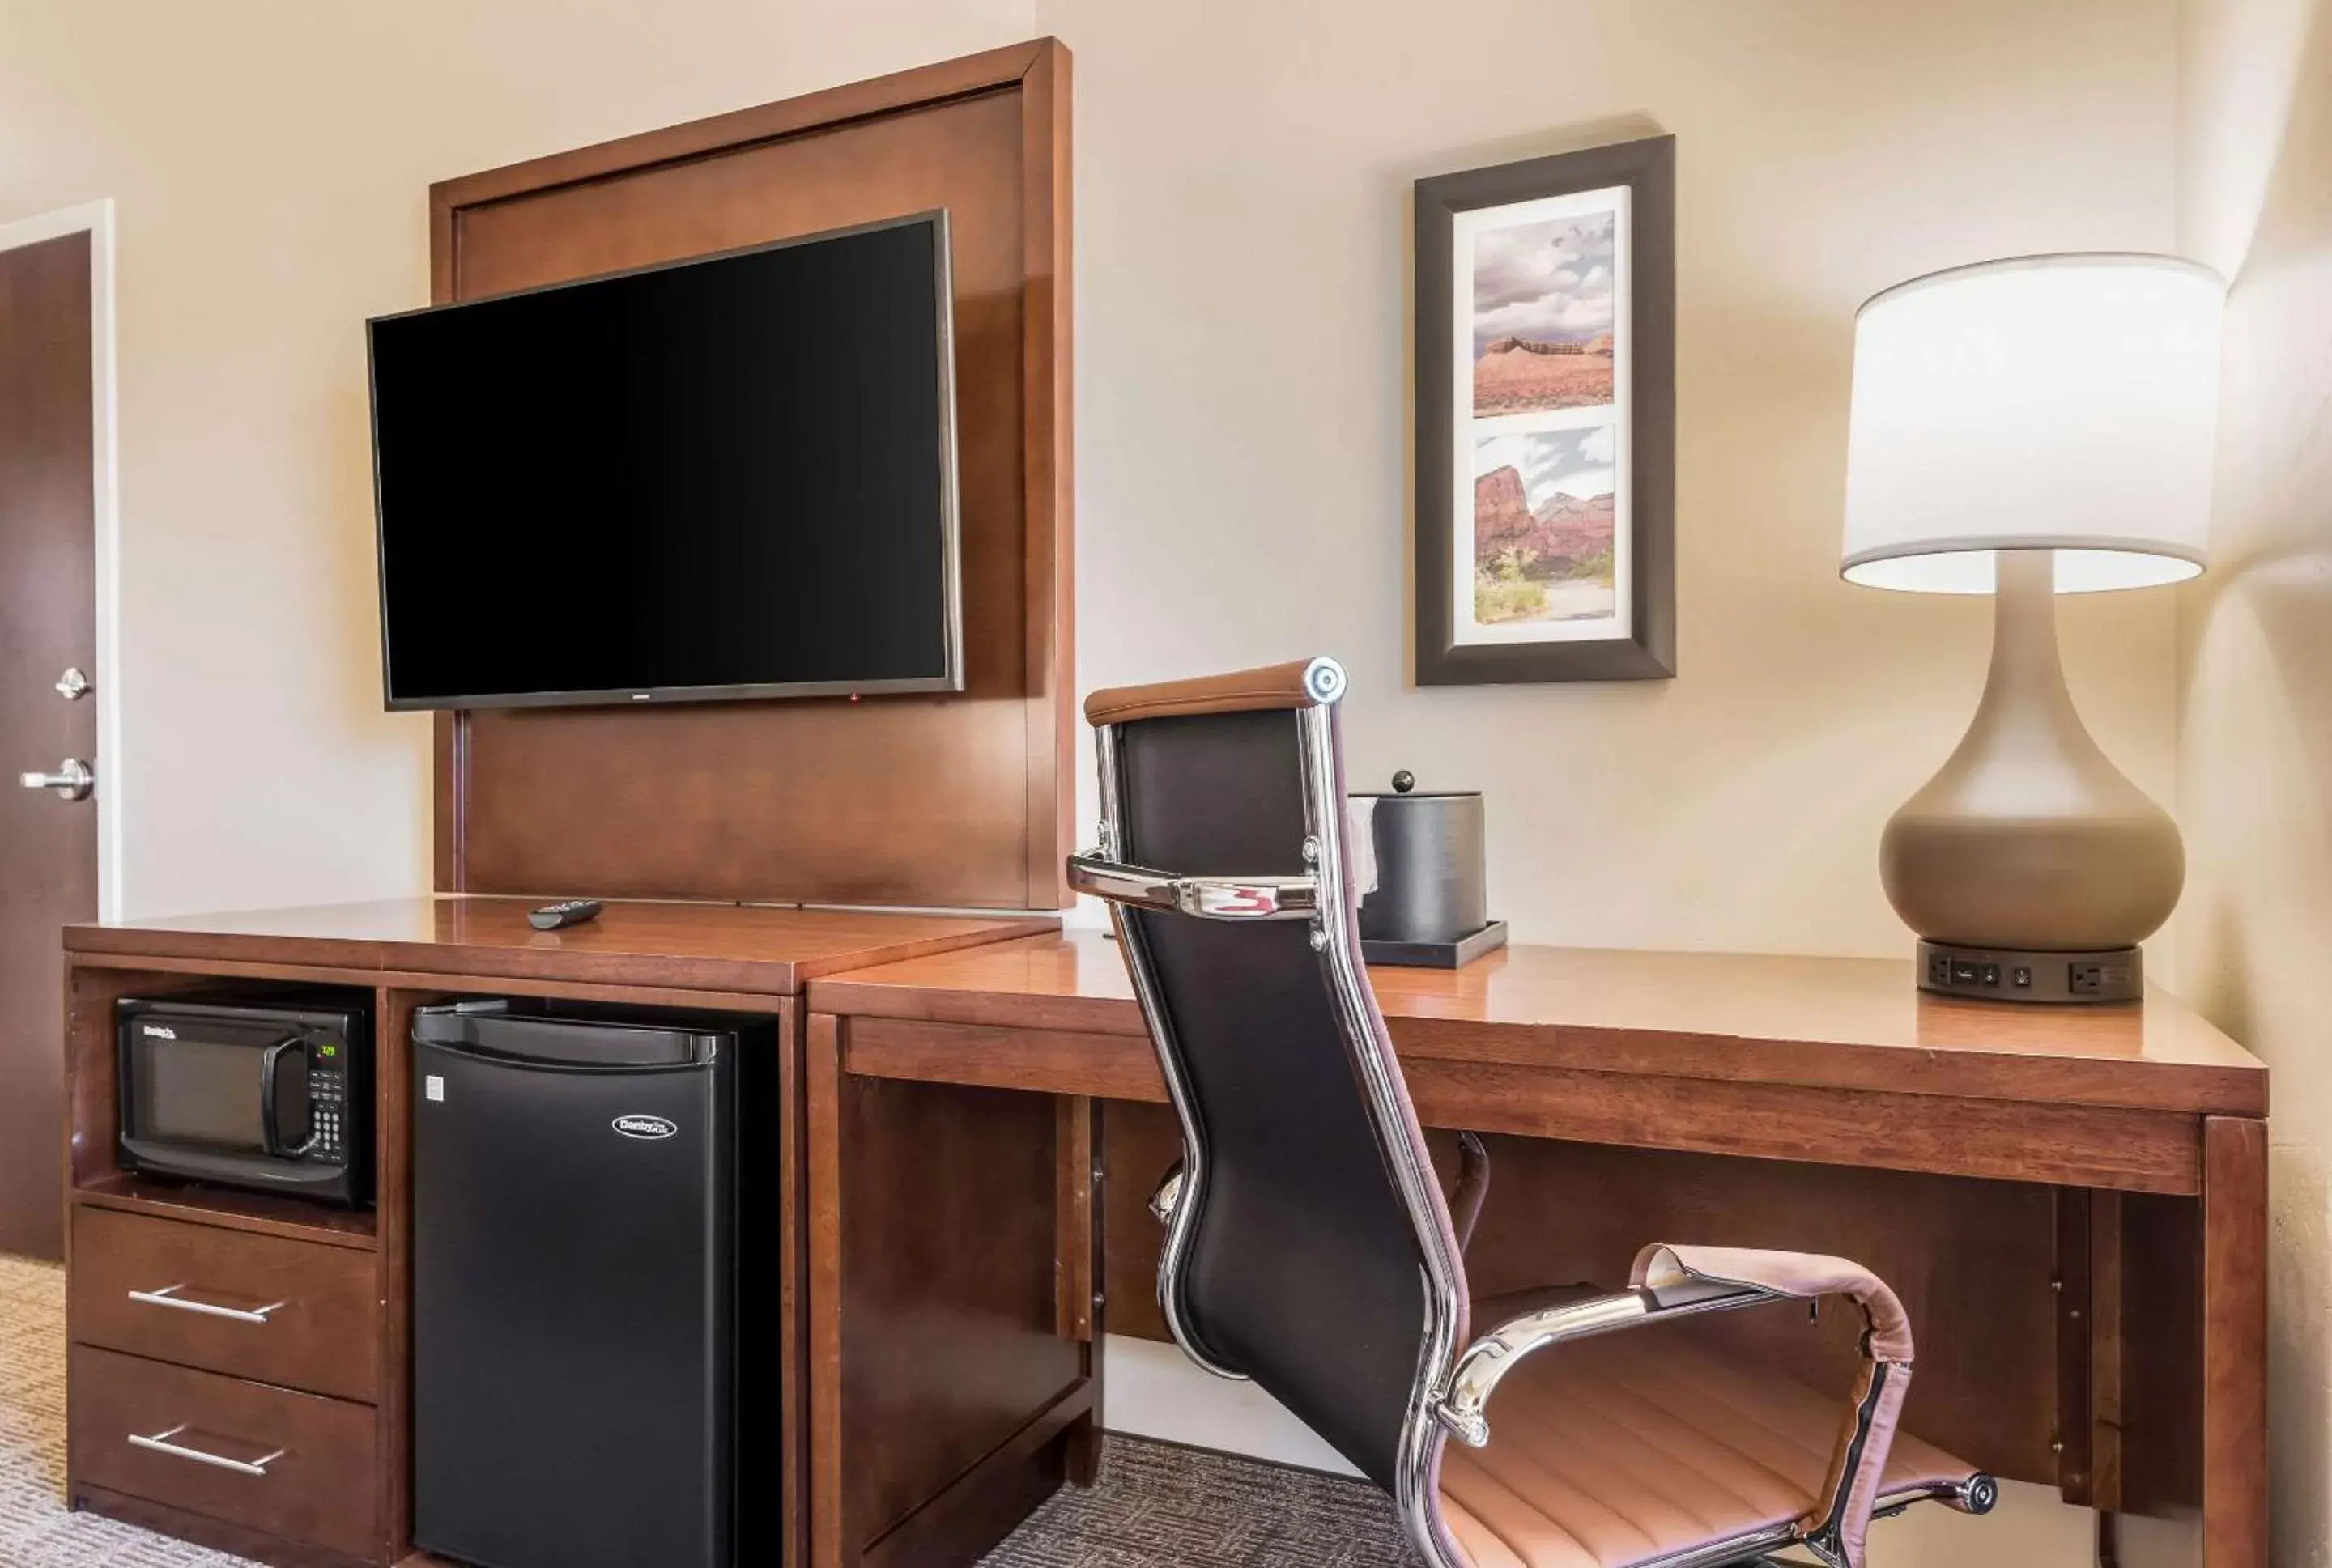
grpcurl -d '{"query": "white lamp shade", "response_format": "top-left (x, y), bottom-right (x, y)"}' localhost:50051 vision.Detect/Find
top-left (1841, 253), bottom-right (2224, 593)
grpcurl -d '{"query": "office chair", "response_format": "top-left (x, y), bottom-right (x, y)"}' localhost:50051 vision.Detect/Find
top-left (1068, 657), bottom-right (1997, 1568)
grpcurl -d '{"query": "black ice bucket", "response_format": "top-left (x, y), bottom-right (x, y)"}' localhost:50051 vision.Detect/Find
top-left (1350, 773), bottom-right (1507, 967)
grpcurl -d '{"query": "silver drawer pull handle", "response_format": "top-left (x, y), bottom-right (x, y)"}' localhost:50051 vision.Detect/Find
top-left (126, 1285), bottom-right (287, 1324)
top-left (128, 1424), bottom-right (285, 1477)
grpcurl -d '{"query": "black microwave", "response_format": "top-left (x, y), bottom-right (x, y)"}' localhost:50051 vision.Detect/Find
top-left (117, 992), bottom-right (372, 1208)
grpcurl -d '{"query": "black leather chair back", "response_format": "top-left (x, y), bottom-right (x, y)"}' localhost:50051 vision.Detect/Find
top-left (1106, 699), bottom-right (1453, 1489)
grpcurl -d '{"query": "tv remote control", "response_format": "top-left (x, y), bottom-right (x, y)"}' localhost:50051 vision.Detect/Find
top-left (529, 899), bottom-right (604, 931)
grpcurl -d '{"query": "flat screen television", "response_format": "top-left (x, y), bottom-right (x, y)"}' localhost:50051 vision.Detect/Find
top-left (368, 211), bottom-right (960, 710)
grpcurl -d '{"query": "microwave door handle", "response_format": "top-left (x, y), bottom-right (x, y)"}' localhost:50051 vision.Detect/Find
top-left (257, 1036), bottom-right (315, 1158)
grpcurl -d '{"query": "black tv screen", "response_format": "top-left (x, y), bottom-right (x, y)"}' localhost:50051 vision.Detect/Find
top-left (368, 212), bottom-right (960, 709)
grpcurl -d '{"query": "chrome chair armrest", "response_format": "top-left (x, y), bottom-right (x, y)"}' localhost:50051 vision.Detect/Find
top-left (1433, 1277), bottom-right (1781, 1447)
top-left (1067, 850), bottom-right (1317, 920)
top-left (1149, 1161), bottom-right (1185, 1225)
top-left (1450, 1132), bottom-right (1490, 1255)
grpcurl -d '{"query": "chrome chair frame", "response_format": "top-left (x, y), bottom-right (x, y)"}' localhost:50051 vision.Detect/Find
top-left (1071, 657), bottom-right (1994, 1568)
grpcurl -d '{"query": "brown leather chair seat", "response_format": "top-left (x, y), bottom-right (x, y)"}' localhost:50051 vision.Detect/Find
top-left (1438, 1319), bottom-right (1977, 1568)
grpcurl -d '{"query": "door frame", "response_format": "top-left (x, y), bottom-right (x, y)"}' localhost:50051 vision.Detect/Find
top-left (0, 200), bottom-right (120, 919)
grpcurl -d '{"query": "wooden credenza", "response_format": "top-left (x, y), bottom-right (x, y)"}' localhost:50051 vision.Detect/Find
top-left (61, 907), bottom-right (2275, 1568)
top-left (58, 897), bottom-right (1063, 1568)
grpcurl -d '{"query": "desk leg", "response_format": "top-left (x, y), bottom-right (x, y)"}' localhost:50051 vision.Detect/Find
top-left (806, 1020), bottom-right (1101, 1568)
top-left (1058, 1095), bottom-right (1104, 1487)
top-left (808, 1015), bottom-right (845, 1568)
top-left (2202, 1116), bottom-right (2267, 1568)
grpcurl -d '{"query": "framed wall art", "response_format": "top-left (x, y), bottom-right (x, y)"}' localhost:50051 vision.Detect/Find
top-left (1415, 134), bottom-right (1675, 684)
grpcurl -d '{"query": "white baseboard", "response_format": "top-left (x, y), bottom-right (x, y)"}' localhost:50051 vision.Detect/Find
top-left (1098, 1333), bottom-right (1358, 1477)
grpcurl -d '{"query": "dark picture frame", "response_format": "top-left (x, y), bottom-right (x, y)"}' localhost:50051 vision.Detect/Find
top-left (1415, 134), bottom-right (1675, 685)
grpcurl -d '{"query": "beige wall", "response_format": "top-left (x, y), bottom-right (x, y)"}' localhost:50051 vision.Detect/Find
top-left (2176, 1), bottom-right (2332, 1564)
top-left (0, 2), bottom-right (2204, 1562)
top-left (0, 0), bottom-right (2183, 947)
top-left (1043, 0), bottom-right (2185, 956)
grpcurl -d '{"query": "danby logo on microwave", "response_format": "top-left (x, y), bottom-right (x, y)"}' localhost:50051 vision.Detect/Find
top-left (141, 1025), bottom-right (177, 1039)
top-left (612, 1115), bottom-right (679, 1141)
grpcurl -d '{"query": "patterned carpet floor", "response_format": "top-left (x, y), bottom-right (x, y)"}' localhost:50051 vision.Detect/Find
top-left (983, 1439), bottom-right (1415, 1566)
top-left (0, 1251), bottom-right (1416, 1566)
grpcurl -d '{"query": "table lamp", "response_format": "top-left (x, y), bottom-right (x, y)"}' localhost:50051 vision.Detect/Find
top-left (1841, 253), bottom-right (2225, 1003)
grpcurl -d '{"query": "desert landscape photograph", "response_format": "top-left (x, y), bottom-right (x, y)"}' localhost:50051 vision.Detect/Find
top-left (1470, 426), bottom-right (1618, 627)
top-left (1420, 146), bottom-right (1668, 680)
top-left (1470, 206), bottom-right (1618, 416)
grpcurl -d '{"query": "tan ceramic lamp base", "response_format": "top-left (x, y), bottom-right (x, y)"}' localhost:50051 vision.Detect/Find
top-left (1883, 550), bottom-right (2183, 1002)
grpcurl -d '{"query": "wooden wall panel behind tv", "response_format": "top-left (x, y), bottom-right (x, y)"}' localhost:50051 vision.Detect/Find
top-left (427, 40), bottom-right (1074, 911)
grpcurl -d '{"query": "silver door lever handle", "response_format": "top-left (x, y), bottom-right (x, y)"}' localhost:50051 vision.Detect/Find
top-left (20, 759), bottom-right (92, 801)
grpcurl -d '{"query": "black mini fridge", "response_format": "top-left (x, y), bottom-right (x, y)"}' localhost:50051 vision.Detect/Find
top-left (411, 1000), bottom-right (777, 1568)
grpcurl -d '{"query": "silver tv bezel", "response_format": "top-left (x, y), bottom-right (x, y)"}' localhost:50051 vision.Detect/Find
top-left (367, 209), bottom-right (964, 712)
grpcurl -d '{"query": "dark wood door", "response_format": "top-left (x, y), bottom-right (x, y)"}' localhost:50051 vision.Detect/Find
top-left (0, 230), bottom-right (97, 1260)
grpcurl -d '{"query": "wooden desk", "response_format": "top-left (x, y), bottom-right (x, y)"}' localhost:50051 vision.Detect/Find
top-left (807, 931), bottom-right (2270, 1568)
top-left (65, 895), bottom-right (1056, 997)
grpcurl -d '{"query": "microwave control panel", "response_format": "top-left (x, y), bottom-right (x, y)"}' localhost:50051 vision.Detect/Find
top-left (310, 1058), bottom-right (349, 1162)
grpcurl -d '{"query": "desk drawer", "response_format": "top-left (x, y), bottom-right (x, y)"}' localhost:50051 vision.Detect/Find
top-left (70, 1206), bottom-right (379, 1402)
top-left (69, 1345), bottom-right (378, 1560)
